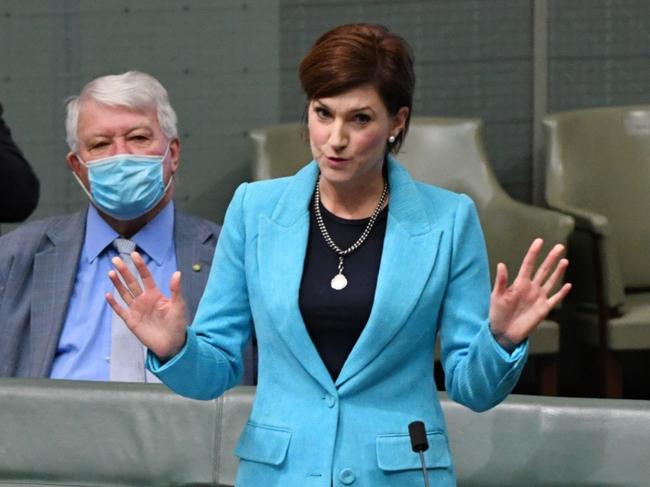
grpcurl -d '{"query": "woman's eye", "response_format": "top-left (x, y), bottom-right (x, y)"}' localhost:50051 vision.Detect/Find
top-left (315, 107), bottom-right (331, 119)
top-left (355, 113), bottom-right (371, 124)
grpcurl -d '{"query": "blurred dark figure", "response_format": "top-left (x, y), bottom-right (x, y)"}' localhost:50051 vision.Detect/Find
top-left (0, 103), bottom-right (39, 222)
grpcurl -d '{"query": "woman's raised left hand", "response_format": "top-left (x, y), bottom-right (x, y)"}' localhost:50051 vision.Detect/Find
top-left (488, 238), bottom-right (571, 350)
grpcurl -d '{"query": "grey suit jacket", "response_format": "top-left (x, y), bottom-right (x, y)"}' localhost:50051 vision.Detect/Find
top-left (0, 205), bottom-right (250, 379)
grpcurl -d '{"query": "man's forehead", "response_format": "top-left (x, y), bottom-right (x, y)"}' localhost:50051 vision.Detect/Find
top-left (77, 99), bottom-right (159, 133)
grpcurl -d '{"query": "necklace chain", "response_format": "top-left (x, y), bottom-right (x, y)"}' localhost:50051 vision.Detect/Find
top-left (313, 176), bottom-right (388, 289)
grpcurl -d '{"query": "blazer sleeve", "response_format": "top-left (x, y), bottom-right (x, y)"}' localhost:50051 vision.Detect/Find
top-left (437, 195), bottom-right (528, 412)
top-left (147, 183), bottom-right (253, 400)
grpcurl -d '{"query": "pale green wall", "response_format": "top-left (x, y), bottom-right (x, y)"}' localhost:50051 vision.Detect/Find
top-left (2, 0), bottom-right (650, 233)
top-left (0, 0), bottom-right (280, 231)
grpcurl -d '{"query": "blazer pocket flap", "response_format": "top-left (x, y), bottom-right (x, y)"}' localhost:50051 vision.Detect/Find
top-left (234, 422), bottom-right (292, 466)
top-left (376, 431), bottom-right (451, 471)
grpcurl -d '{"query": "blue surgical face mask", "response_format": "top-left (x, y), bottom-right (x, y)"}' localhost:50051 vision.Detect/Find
top-left (74, 144), bottom-right (172, 221)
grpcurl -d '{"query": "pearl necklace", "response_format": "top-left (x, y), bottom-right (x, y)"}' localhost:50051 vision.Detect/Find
top-left (313, 176), bottom-right (389, 290)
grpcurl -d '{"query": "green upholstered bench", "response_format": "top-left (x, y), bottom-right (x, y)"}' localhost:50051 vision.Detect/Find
top-left (1, 379), bottom-right (648, 486)
top-left (444, 394), bottom-right (650, 486)
top-left (0, 380), bottom-right (252, 487)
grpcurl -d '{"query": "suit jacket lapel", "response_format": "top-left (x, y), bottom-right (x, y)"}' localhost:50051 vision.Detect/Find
top-left (30, 211), bottom-right (86, 377)
top-left (174, 210), bottom-right (217, 320)
top-left (257, 162), bottom-right (336, 394)
top-left (336, 158), bottom-right (442, 387)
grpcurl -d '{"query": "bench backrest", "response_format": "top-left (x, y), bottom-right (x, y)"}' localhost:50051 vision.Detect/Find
top-left (1, 380), bottom-right (649, 486)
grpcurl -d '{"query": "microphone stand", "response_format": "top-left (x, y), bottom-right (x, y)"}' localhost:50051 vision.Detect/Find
top-left (408, 421), bottom-right (430, 487)
top-left (417, 450), bottom-right (430, 487)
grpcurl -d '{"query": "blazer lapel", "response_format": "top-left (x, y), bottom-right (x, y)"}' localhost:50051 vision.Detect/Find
top-left (174, 211), bottom-right (217, 320)
top-left (336, 159), bottom-right (442, 387)
top-left (257, 162), bottom-right (336, 394)
top-left (30, 211), bottom-right (86, 377)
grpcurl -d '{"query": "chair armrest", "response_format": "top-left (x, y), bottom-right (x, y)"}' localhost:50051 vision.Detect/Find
top-left (545, 204), bottom-right (625, 309)
top-left (478, 196), bottom-right (574, 281)
top-left (505, 200), bottom-right (575, 244)
top-left (547, 202), bottom-right (610, 236)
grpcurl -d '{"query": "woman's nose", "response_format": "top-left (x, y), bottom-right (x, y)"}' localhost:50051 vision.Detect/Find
top-left (328, 121), bottom-right (348, 150)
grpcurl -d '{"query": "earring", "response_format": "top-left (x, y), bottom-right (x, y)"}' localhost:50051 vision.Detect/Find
top-left (388, 135), bottom-right (396, 144)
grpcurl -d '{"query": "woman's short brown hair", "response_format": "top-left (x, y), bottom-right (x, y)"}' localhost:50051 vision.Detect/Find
top-left (299, 23), bottom-right (415, 153)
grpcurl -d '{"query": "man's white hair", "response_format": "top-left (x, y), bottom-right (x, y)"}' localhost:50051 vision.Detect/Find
top-left (65, 71), bottom-right (178, 151)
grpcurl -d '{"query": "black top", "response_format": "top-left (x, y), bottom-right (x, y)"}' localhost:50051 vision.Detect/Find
top-left (299, 200), bottom-right (388, 380)
top-left (0, 103), bottom-right (39, 222)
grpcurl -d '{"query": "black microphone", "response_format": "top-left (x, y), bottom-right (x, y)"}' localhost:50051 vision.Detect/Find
top-left (408, 421), bottom-right (430, 487)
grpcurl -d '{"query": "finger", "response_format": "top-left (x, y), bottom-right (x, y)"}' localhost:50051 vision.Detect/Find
top-left (492, 262), bottom-right (509, 296)
top-left (111, 256), bottom-right (143, 297)
top-left (533, 244), bottom-right (565, 285)
top-left (516, 238), bottom-right (544, 280)
top-left (108, 270), bottom-right (134, 303)
top-left (131, 251), bottom-right (157, 291)
top-left (170, 271), bottom-right (184, 304)
top-left (542, 258), bottom-right (569, 294)
top-left (105, 292), bottom-right (132, 327)
top-left (546, 282), bottom-right (572, 309)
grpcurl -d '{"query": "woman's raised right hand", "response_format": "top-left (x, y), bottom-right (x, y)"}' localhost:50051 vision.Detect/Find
top-left (106, 252), bottom-right (188, 361)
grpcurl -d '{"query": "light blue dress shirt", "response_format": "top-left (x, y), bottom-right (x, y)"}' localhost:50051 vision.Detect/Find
top-left (50, 202), bottom-right (177, 380)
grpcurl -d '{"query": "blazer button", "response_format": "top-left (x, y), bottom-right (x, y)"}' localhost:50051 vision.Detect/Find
top-left (323, 394), bottom-right (336, 408)
top-left (339, 468), bottom-right (356, 485)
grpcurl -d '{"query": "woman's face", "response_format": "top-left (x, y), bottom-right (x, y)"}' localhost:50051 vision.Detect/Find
top-left (307, 84), bottom-right (408, 191)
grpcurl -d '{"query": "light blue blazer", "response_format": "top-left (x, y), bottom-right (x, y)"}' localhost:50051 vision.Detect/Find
top-left (149, 157), bottom-right (528, 487)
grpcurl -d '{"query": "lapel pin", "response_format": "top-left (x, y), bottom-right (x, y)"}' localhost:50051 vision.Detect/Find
top-left (192, 264), bottom-right (201, 272)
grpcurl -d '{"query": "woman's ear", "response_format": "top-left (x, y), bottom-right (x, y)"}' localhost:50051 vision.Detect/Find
top-left (391, 106), bottom-right (410, 136)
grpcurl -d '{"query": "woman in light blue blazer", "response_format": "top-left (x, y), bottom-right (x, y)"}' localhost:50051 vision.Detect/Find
top-left (108, 24), bottom-right (571, 487)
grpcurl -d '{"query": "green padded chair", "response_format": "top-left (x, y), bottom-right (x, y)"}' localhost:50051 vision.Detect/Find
top-left (250, 117), bottom-right (574, 395)
top-left (250, 123), bottom-right (310, 180)
top-left (544, 105), bottom-right (650, 398)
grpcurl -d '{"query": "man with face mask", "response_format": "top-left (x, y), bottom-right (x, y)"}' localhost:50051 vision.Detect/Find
top-left (0, 71), bottom-right (255, 384)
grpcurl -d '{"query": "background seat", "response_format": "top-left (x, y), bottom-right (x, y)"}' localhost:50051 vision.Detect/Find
top-left (250, 123), bottom-right (310, 180)
top-left (2, 380), bottom-right (649, 486)
top-left (544, 105), bottom-right (650, 397)
top-left (0, 379), bottom-right (254, 487)
top-left (250, 117), bottom-right (574, 395)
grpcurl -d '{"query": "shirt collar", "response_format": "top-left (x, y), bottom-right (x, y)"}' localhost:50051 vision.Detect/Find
top-left (84, 202), bottom-right (175, 265)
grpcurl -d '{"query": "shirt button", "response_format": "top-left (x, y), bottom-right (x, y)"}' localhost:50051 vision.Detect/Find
top-left (105, 356), bottom-right (110, 363)
top-left (339, 468), bottom-right (356, 485)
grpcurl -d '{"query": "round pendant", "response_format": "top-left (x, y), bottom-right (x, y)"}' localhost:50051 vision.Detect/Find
top-left (331, 273), bottom-right (348, 290)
